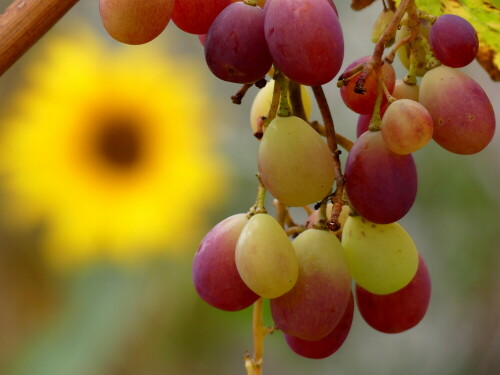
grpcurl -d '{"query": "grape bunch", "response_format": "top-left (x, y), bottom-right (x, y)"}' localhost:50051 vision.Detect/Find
top-left (98, 0), bottom-right (496, 371)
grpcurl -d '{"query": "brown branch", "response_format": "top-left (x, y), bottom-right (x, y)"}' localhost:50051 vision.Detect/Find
top-left (0, 0), bottom-right (80, 76)
top-left (311, 86), bottom-right (345, 232)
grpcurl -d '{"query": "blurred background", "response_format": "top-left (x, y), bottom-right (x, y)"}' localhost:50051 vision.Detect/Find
top-left (0, 1), bottom-right (498, 375)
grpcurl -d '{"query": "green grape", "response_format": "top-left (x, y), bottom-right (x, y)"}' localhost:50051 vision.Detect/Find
top-left (395, 16), bottom-right (431, 76)
top-left (258, 116), bottom-right (334, 207)
top-left (249, 80), bottom-right (312, 136)
top-left (341, 215), bottom-right (419, 295)
top-left (235, 213), bottom-right (298, 298)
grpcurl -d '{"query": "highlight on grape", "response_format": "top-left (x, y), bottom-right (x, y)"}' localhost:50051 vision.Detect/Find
top-left (95, 0), bottom-right (496, 373)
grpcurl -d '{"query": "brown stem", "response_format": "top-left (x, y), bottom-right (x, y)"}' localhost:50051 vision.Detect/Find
top-left (0, 0), bottom-right (79, 76)
top-left (311, 86), bottom-right (345, 232)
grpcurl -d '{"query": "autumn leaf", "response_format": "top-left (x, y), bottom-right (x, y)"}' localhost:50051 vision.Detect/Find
top-left (351, 0), bottom-right (378, 10)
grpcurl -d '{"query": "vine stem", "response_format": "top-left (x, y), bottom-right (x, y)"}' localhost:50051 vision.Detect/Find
top-left (311, 86), bottom-right (345, 231)
top-left (0, 0), bottom-right (79, 76)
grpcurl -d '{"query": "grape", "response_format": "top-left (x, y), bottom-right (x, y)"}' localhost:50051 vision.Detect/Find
top-left (284, 292), bottom-right (354, 359)
top-left (250, 80), bottom-right (312, 136)
top-left (172, 0), bottom-right (232, 35)
top-left (205, 2), bottom-right (272, 84)
top-left (344, 131), bottom-right (417, 224)
top-left (356, 104), bottom-right (388, 138)
top-left (371, 9), bottom-right (395, 44)
top-left (271, 229), bottom-right (351, 341)
top-left (258, 116), bottom-right (335, 207)
top-left (193, 214), bottom-right (259, 311)
top-left (395, 16), bottom-right (431, 76)
top-left (264, 0), bottom-right (337, 16)
top-left (264, 0), bottom-right (344, 86)
top-left (391, 79), bottom-right (419, 101)
top-left (381, 99), bottom-right (433, 155)
top-left (341, 215), bottom-right (419, 295)
top-left (340, 56), bottom-right (395, 114)
top-left (356, 254), bottom-right (431, 333)
top-left (419, 66), bottom-right (495, 155)
top-left (235, 213), bottom-right (298, 298)
top-left (99, 0), bottom-right (174, 45)
top-left (429, 14), bottom-right (478, 68)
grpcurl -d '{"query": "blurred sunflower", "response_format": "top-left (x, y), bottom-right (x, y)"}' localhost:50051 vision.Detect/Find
top-left (0, 28), bottom-right (227, 269)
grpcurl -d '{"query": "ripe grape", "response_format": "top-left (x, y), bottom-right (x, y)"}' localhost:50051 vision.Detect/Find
top-left (172, 0), bottom-right (232, 35)
top-left (344, 131), bottom-right (417, 224)
top-left (258, 116), bottom-right (335, 207)
top-left (341, 215), bottom-right (419, 295)
top-left (356, 254), bottom-right (431, 333)
top-left (205, 2), bottom-right (272, 84)
top-left (193, 214), bottom-right (259, 311)
top-left (264, 0), bottom-right (344, 86)
top-left (235, 214), bottom-right (298, 298)
top-left (271, 229), bottom-right (351, 341)
top-left (250, 81), bottom-right (312, 136)
top-left (99, 0), bottom-right (174, 45)
top-left (395, 16), bottom-right (431, 76)
top-left (391, 79), bottom-right (419, 101)
top-left (381, 99), bottom-right (433, 155)
top-left (429, 14), bottom-right (478, 68)
top-left (340, 56), bottom-right (396, 114)
top-left (419, 66), bottom-right (495, 155)
top-left (284, 292), bottom-right (354, 359)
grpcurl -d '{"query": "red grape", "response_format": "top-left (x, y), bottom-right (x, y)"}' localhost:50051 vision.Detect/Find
top-left (264, 0), bottom-right (344, 86)
top-left (429, 14), bottom-right (479, 68)
top-left (205, 2), bottom-right (272, 84)
top-left (172, 0), bottom-right (232, 35)
top-left (344, 131), bottom-right (417, 224)
top-left (356, 255), bottom-right (431, 333)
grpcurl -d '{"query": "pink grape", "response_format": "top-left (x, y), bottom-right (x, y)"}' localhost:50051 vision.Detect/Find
top-left (270, 229), bottom-right (351, 341)
top-left (340, 56), bottom-right (396, 114)
top-left (356, 255), bottom-right (431, 333)
top-left (381, 99), bottom-right (433, 155)
top-left (284, 293), bottom-right (354, 359)
top-left (99, 0), bottom-right (174, 45)
top-left (193, 214), bottom-right (259, 311)
top-left (172, 0), bottom-right (232, 35)
top-left (205, 2), bottom-right (272, 84)
top-left (430, 14), bottom-right (479, 68)
top-left (419, 66), bottom-right (495, 155)
top-left (264, 0), bottom-right (344, 86)
top-left (344, 131), bottom-right (417, 224)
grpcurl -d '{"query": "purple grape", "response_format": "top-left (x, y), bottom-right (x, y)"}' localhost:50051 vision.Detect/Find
top-left (284, 293), bottom-right (354, 359)
top-left (344, 131), bottom-right (417, 224)
top-left (429, 14), bottom-right (478, 68)
top-left (264, 0), bottom-right (343, 86)
top-left (193, 214), bottom-right (259, 311)
top-left (356, 254), bottom-right (431, 333)
top-left (205, 2), bottom-right (272, 84)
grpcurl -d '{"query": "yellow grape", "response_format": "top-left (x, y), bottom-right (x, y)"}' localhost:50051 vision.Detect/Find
top-left (249, 80), bottom-right (312, 136)
top-left (341, 216), bottom-right (419, 295)
top-left (391, 79), bottom-right (419, 101)
top-left (395, 16), bottom-right (431, 76)
top-left (235, 213), bottom-right (298, 298)
top-left (258, 116), bottom-right (334, 207)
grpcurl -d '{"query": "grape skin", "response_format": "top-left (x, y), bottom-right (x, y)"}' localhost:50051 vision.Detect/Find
top-left (205, 2), bottom-right (272, 84)
top-left (264, 0), bottom-right (344, 86)
top-left (99, 0), bottom-right (174, 45)
top-left (270, 229), bottom-right (351, 341)
top-left (193, 214), bottom-right (259, 311)
top-left (419, 66), bottom-right (495, 155)
top-left (284, 292), bottom-right (354, 359)
top-left (356, 254), bottom-right (431, 333)
top-left (344, 131), bottom-right (417, 224)
top-left (172, 0), bottom-right (232, 35)
top-left (341, 216), bottom-right (419, 295)
top-left (429, 14), bottom-right (479, 68)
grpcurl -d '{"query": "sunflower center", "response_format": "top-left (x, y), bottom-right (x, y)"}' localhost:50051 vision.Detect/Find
top-left (94, 117), bottom-right (143, 169)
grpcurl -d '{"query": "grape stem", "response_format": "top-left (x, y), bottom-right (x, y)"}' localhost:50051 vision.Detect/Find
top-left (311, 86), bottom-right (345, 232)
top-left (0, 0), bottom-right (79, 76)
top-left (309, 121), bottom-right (354, 151)
top-left (247, 174), bottom-right (267, 218)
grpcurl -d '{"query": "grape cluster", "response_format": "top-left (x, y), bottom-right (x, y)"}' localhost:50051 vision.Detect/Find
top-left (98, 0), bottom-right (496, 370)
